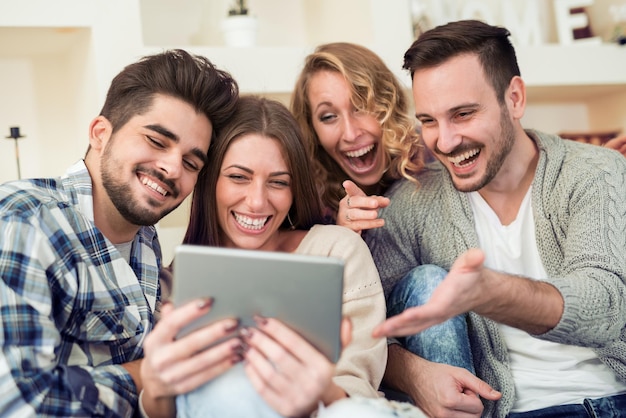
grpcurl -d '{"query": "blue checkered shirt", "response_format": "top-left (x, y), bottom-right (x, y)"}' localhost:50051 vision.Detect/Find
top-left (0, 160), bottom-right (162, 417)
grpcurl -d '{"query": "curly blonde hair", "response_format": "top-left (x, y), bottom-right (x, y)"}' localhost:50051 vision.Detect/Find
top-left (291, 42), bottom-right (423, 218)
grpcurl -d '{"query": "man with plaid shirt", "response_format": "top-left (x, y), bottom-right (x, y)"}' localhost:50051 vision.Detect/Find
top-left (0, 49), bottom-right (238, 417)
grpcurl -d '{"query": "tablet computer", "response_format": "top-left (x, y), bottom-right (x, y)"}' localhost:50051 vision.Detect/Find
top-left (171, 244), bottom-right (344, 362)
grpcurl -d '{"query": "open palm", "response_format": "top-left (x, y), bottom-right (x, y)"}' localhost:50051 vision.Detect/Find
top-left (373, 249), bottom-right (486, 338)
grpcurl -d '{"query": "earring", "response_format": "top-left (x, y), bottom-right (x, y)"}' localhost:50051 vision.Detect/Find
top-left (287, 213), bottom-right (296, 230)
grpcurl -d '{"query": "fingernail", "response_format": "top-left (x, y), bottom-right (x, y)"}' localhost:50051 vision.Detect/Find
top-left (231, 338), bottom-right (244, 353)
top-left (253, 315), bottom-right (268, 326)
top-left (240, 327), bottom-right (253, 339)
top-left (196, 297), bottom-right (213, 309)
top-left (224, 319), bottom-right (239, 333)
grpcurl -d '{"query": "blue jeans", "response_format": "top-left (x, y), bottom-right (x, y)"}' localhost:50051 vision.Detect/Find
top-left (176, 363), bottom-right (428, 417)
top-left (176, 363), bottom-right (281, 418)
top-left (507, 393), bottom-right (626, 417)
top-left (386, 265), bottom-right (474, 373)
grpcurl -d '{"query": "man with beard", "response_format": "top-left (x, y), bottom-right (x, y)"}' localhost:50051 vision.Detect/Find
top-left (365, 20), bottom-right (626, 418)
top-left (0, 49), bottom-right (238, 417)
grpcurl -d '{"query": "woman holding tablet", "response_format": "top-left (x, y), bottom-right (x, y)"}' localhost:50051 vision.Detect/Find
top-left (138, 96), bottom-right (426, 417)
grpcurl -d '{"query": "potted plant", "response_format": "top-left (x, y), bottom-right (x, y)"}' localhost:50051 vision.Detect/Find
top-left (228, 0), bottom-right (249, 16)
top-left (221, 0), bottom-right (258, 47)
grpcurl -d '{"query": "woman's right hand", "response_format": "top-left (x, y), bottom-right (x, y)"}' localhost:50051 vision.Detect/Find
top-left (242, 317), bottom-right (353, 417)
top-left (338, 180), bottom-right (390, 234)
top-left (140, 299), bottom-right (242, 418)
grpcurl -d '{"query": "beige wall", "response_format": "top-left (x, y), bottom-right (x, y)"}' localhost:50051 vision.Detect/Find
top-left (589, 90), bottom-right (626, 135)
top-left (1, 0), bottom-right (625, 262)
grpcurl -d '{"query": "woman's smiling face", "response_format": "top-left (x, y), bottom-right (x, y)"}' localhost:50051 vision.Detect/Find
top-left (216, 134), bottom-right (293, 251)
top-left (307, 70), bottom-right (386, 188)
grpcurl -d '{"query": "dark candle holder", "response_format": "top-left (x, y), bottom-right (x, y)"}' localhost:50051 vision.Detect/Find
top-left (5, 126), bottom-right (25, 180)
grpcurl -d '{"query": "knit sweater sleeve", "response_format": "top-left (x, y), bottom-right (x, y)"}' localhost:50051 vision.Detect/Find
top-left (533, 135), bottom-right (626, 348)
top-left (364, 179), bottom-right (424, 299)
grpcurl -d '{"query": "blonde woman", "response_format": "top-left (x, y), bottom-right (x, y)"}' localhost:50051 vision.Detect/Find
top-left (291, 43), bottom-right (479, 412)
top-left (291, 42), bottom-right (423, 232)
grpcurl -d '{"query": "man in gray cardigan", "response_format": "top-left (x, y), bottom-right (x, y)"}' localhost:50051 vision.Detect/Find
top-left (366, 20), bottom-right (626, 418)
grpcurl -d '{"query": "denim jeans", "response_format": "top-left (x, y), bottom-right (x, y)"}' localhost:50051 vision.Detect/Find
top-left (507, 393), bottom-right (626, 417)
top-left (386, 265), bottom-right (475, 373)
top-left (176, 363), bottom-right (282, 418)
top-left (176, 363), bottom-right (428, 417)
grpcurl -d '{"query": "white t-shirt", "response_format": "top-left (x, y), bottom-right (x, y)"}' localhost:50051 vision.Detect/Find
top-left (469, 188), bottom-right (626, 412)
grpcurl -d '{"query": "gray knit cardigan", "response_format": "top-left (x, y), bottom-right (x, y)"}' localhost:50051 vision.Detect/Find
top-left (365, 129), bottom-right (626, 417)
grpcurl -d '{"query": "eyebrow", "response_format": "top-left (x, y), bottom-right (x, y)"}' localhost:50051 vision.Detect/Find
top-left (145, 124), bottom-right (208, 164)
top-left (415, 103), bottom-right (480, 120)
top-left (225, 164), bottom-right (292, 177)
top-left (270, 171), bottom-right (292, 177)
top-left (313, 101), bottom-right (332, 113)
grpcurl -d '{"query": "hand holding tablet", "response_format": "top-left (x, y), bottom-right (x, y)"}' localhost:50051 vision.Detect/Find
top-left (171, 245), bottom-right (345, 362)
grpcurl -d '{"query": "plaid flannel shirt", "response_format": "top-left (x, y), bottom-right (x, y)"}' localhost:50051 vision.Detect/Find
top-left (0, 160), bottom-right (161, 417)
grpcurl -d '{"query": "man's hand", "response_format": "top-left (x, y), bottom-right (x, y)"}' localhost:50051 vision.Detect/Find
top-left (374, 249), bottom-right (486, 338)
top-left (410, 358), bottom-right (500, 418)
top-left (374, 246), bottom-right (563, 339)
top-left (384, 345), bottom-right (500, 418)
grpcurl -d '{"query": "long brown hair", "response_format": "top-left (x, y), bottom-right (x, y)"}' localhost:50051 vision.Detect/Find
top-left (291, 42), bottom-right (422, 217)
top-left (183, 96), bottom-right (325, 247)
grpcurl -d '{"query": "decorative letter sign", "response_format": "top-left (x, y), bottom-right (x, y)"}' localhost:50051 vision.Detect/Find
top-left (553, 0), bottom-right (601, 44)
top-left (502, 0), bottom-right (543, 45)
top-left (415, 0), bottom-right (603, 45)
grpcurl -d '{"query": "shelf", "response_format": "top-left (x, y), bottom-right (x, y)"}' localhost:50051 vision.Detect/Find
top-left (2, 32), bottom-right (624, 111)
top-left (0, 27), bottom-right (88, 57)
top-left (516, 44), bottom-right (626, 102)
top-left (3, 3), bottom-right (624, 104)
top-left (142, 46), bottom-right (313, 96)
top-left (139, 43), bottom-right (626, 106)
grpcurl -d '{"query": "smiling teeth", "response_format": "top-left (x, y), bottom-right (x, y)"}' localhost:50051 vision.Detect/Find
top-left (345, 144), bottom-right (374, 158)
top-left (449, 148), bottom-right (480, 166)
top-left (142, 177), bottom-right (167, 196)
top-left (234, 213), bottom-right (268, 230)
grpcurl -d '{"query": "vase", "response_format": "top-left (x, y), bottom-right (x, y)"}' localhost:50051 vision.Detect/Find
top-left (221, 15), bottom-right (258, 47)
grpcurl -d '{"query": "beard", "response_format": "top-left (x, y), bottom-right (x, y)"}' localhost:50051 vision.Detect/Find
top-left (447, 106), bottom-right (516, 193)
top-left (100, 141), bottom-right (180, 226)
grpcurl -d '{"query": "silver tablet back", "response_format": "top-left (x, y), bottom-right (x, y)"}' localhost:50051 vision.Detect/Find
top-left (171, 244), bottom-right (344, 362)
